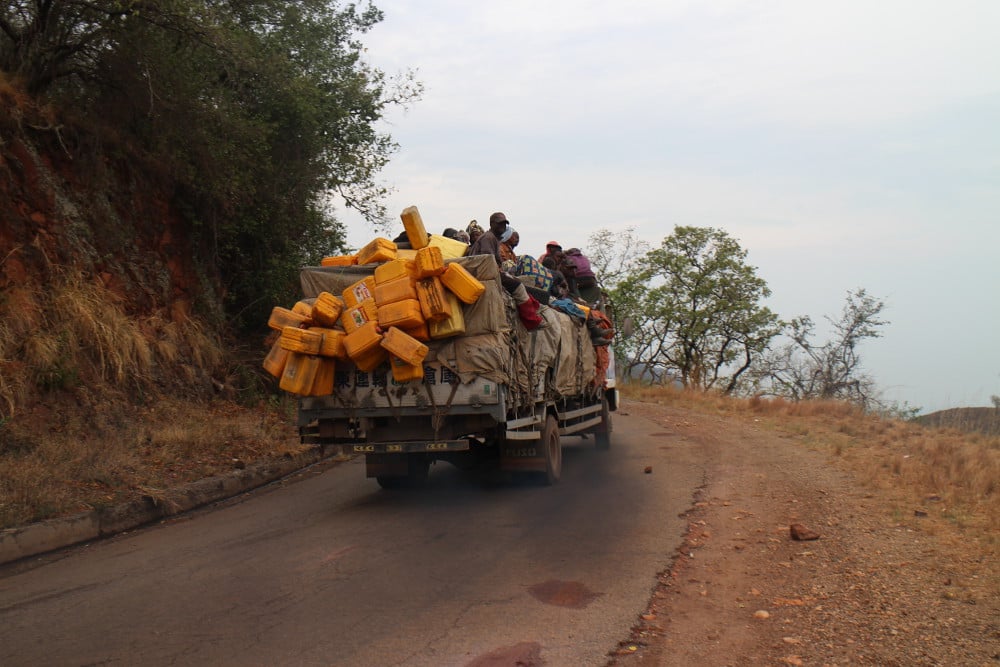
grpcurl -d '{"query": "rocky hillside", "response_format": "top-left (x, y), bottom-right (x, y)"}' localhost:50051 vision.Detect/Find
top-left (2, 88), bottom-right (209, 316)
top-left (0, 80), bottom-right (230, 420)
top-left (0, 82), bottom-right (299, 530)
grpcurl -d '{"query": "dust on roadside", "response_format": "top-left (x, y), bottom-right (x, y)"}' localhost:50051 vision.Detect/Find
top-left (607, 400), bottom-right (999, 666)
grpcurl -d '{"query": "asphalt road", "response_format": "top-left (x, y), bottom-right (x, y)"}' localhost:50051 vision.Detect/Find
top-left (0, 408), bottom-right (703, 666)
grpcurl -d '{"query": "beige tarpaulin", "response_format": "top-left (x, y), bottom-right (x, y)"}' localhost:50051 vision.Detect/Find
top-left (431, 332), bottom-right (512, 386)
top-left (552, 309), bottom-right (596, 397)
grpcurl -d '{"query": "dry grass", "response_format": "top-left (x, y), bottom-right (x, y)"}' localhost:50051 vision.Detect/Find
top-left (53, 277), bottom-right (154, 384)
top-left (0, 265), bottom-right (297, 529)
top-left (622, 384), bottom-right (1000, 544)
top-left (0, 396), bottom-right (299, 528)
top-left (0, 269), bottom-right (227, 419)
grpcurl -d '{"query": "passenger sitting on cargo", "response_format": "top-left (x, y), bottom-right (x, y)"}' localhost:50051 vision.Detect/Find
top-left (565, 248), bottom-right (601, 304)
top-left (539, 240), bottom-right (562, 264)
top-left (558, 252), bottom-right (582, 299)
top-left (499, 227), bottom-right (519, 272)
top-left (391, 230), bottom-right (412, 250)
top-left (468, 211), bottom-right (508, 267)
top-left (542, 256), bottom-right (569, 299)
top-left (466, 220), bottom-right (484, 245)
top-left (468, 212), bottom-right (530, 300)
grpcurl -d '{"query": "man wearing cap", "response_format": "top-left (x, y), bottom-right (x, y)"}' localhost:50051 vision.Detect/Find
top-left (540, 240), bottom-right (562, 264)
top-left (469, 211), bottom-right (509, 267)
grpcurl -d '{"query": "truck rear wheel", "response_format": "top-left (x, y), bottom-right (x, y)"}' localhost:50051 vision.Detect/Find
top-left (375, 475), bottom-right (407, 490)
top-left (375, 455), bottom-right (430, 489)
top-left (540, 413), bottom-right (562, 485)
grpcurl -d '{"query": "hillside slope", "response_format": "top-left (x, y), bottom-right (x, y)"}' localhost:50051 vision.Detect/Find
top-left (0, 83), bottom-right (297, 528)
top-left (0, 88), bottom-right (211, 321)
top-left (0, 79), bottom-right (237, 409)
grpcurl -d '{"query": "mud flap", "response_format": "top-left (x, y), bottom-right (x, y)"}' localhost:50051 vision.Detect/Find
top-left (498, 439), bottom-right (544, 473)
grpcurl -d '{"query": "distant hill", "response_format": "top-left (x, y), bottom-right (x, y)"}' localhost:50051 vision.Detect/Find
top-left (914, 407), bottom-right (1000, 437)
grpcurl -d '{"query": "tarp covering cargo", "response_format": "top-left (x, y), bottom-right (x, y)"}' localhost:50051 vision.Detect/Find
top-left (551, 310), bottom-right (596, 397)
top-left (298, 254), bottom-right (596, 404)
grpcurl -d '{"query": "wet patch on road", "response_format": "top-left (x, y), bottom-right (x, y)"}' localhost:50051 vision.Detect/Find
top-left (528, 579), bottom-right (602, 609)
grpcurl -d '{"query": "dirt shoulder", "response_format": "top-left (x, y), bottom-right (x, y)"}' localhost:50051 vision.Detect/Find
top-left (609, 399), bottom-right (999, 666)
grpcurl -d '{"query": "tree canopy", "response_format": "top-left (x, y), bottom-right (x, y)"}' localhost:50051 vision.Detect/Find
top-left (753, 288), bottom-right (888, 409)
top-left (610, 226), bottom-right (780, 393)
top-left (1, 0), bottom-right (421, 329)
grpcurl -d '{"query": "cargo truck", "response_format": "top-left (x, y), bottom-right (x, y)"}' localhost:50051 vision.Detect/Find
top-left (295, 253), bottom-right (618, 488)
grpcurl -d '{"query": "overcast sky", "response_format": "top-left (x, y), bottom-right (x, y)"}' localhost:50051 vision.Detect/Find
top-left (338, 0), bottom-right (1000, 414)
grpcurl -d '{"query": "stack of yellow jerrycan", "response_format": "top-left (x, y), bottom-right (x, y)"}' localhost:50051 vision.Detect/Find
top-left (262, 205), bottom-right (487, 395)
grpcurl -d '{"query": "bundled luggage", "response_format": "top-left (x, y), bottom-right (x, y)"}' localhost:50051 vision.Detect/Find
top-left (513, 255), bottom-right (554, 291)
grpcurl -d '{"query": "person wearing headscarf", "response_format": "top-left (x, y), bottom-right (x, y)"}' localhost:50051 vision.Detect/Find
top-left (499, 227), bottom-right (519, 271)
top-left (539, 240), bottom-right (562, 264)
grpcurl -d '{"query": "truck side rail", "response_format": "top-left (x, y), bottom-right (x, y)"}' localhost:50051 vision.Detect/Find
top-left (504, 412), bottom-right (543, 441)
top-left (555, 401), bottom-right (604, 436)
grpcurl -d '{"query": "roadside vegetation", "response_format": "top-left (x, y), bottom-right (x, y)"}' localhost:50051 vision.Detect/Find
top-left (0, 393), bottom-right (300, 529)
top-left (587, 226), bottom-right (908, 414)
top-left (623, 384), bottom-right (1000, 552)
top-left (0, 2), bottom-right (420, 529)
top-left (1, 1), bottom-right (421, 426)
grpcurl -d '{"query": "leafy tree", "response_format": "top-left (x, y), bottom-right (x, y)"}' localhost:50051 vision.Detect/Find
top-left (2, 1), bottom-right (421, 330)
top-left (615, 226), bottom-right (780, 392)
top-left (1, 1), bottom-right (164, 94)
top-left (755, 288), bottom-right (887, 409)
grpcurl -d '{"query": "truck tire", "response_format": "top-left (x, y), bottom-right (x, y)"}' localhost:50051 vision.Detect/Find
top-left (595, 396), bottom-right (612, 451)
top-left (540, 413), bottom-right (562, 485)
top-left (376, 455), bottom-right (430, 489)
top-left (376, 475), bottom-right (408, 490)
